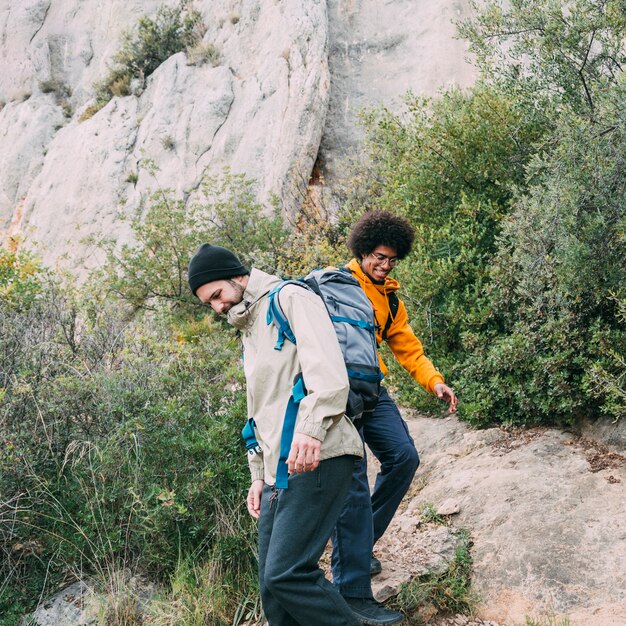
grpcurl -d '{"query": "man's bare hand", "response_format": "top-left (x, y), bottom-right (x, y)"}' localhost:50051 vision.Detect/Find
top-left (434, 383), bottom-right (458, 413)
top-left (287, 433), bottom-right (321, 475)
top-left (247, 479), bottom-right (264, 519)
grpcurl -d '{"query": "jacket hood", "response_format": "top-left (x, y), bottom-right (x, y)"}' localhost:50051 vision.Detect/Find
top-left (227, 268), bottom-right (281, 331)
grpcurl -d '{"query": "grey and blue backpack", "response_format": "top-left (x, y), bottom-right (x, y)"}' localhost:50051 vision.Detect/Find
top-left (242, 267), bottom-right (382, 488)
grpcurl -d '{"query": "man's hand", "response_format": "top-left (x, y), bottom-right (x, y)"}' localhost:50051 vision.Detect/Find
top-left (247, 479), bottom-right (264, 519)
top-left (434, 383), bottom-right (458, 413)
top-left (287, 433), bottom-right (321, 475)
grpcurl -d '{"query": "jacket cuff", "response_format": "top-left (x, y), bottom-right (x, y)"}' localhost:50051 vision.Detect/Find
top-left (249, 467), bottom-right (265, 483)
top-left (296, 421), bottom-right (327, 442)
top-left (428, 374), bottom-right (445, 395)
top-left (248, 454), bottom-right (265, 483)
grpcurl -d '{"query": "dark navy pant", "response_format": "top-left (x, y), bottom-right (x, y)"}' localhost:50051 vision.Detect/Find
top-left (331, 387), bottom-right (420, 598)
top-left (258, 455), bottom-right (362, 625)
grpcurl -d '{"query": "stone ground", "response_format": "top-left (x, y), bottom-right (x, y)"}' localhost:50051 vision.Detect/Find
top-left (368, 410), bottom-right (626, 626)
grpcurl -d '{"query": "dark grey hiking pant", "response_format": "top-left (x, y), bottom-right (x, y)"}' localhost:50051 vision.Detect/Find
top-left (258, 454), bottom-right (361, 626)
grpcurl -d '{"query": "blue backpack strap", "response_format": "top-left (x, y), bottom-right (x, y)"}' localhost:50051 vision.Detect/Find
top-left (266, 282), bottom-right (298, 350)
top-left (275, 374), bottom-right (307, 489)
top-left (242, 418), bottom-right (261, 457)
top-left (330, 315), bottom-right (376, 332)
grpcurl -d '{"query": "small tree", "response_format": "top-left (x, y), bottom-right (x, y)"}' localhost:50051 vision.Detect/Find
top-left (459, 0), bottom-right (626, 117)
top-left (97, 170), bottom-right (289, 312)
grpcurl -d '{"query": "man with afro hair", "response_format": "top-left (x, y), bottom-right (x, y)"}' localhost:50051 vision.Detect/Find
top-left (331, 210), bottom-right (457, 625)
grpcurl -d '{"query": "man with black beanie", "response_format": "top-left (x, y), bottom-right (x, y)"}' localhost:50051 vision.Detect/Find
top-left (188, 243), bottom-right (365, 626)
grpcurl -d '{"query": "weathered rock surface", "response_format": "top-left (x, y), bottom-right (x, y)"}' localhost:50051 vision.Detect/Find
top-left (1, 0), bottom-right (330, 271)
top-left (1, 0), bottom-right (475, 273)
top-left (371, 411), bottom-right (626, 626)
top-left (24, 581), bottom-right (98, 626)
top-left (321, 0), bottom-right (476, 178)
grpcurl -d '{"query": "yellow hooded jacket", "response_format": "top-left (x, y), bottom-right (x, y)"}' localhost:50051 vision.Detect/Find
top-left (346, 258), bottom-right (444, 395)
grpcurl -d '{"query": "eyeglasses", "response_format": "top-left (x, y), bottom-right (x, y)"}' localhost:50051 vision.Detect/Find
top-left (368, 252), bottom-right (398, 267)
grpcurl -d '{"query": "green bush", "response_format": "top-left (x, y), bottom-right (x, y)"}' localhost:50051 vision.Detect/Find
top-left (459, 0), bottom-right (626, 117)
top-left (0, 278), bottom-right (255, 622)
top-left (0, 169), bottom-right (295, 621)
top-left (0, 248), bottom-right (44, 311)
top-left (96, 169), bottom-right (289, 313)
top-left (457, 81), bottom-right (626, 425)
top-left (91, 5), bottom-right (208, 113)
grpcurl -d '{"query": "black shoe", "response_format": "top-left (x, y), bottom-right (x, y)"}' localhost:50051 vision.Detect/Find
top-left (344, 597), bottom-right (404, 625)
top-left (370, 555), bottom-right (382, 576)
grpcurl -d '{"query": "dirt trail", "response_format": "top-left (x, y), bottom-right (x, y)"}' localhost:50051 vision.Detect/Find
top-left (369, 411), bottom-right (626, 626)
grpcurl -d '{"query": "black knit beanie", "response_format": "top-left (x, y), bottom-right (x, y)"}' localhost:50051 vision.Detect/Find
top-left (188, 244), bottom-right (249, 295)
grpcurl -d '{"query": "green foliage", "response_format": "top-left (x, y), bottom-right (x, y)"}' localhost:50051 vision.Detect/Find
top-left (459, 0), bottom-right (626, 117)
top-left (147, 539), bottom-right (261, 625)
top-left (0, 182), bottom-right (279, 621)
top-left (339, 0), bottom-right (625, 425)
top-left (391, 528), bottom-right (476, 621)
top-left (583, 293), bottom-right (626, 420)
top-left (0, 279), bottom-right (257, 622)
top-left (92, 5), bottom-right (208, 113)
top-left (97, 169), bottom-right (289, 313)
top-left (457, 80), bottom-right (626, 426)
top-left (418, 502), bottom-right (448, 525)
top-left (0, 247), bottom-right (44, 310)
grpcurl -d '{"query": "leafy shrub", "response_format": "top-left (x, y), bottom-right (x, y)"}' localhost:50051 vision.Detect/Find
top-left (0, 279), bottom-right (255, 622)
top-left (584, 296), bottom-right (626, 421)
top-left (459, 0), bottom-right (626, 117)
top-left (457, 81), bottom-right (626, 425)
top-left (96, 169), bottom-right (289, 313)
top-left (0, 247), bottom-right (44, 310)
top-left (90, 5), bottom-right (209, 114)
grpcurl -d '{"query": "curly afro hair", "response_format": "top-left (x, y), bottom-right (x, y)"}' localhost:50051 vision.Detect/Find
top-left (347, 210), bottom-right (415, 260)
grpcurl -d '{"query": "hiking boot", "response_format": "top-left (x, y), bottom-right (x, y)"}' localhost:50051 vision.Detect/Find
top-left (370, 555), bottom-right (382, 575)
top-left (344, 597), bottom-right (404, 625)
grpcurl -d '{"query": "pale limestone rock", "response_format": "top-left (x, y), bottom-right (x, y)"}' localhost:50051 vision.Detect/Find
top-left (399, 412), bottom-right (626, 626)
top-left (321, 0), bottom-right (478, 178)
top-left (3, 0), bottom-right (330, 272)
top-left (437, 498), bottom-right (461, 516)
top-left (372, 524), bottom-right (460, 602)
top-left (0, 0), bottom-right (166, 105)
top-left (0, 0), bottom-right (478, 273)
top-left (24, 581), bottom-right (98, 626)
top-left (20, 96), bottom-right (140, 271)
top-left (0, 96), bottom-right (64, 228)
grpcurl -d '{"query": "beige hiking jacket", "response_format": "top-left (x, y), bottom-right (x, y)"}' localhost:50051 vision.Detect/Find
top-left (227, 269), bottom-right (363, 486)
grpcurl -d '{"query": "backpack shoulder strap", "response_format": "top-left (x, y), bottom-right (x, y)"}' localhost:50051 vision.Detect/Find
top-left (382, 292), bottom-right (400, 341)
top-left (266, 280), bottom-right (310, 350)
top-left (275, 374), bottom-right (307, 489)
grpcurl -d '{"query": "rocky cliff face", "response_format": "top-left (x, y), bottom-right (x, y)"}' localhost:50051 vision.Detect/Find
top-left (0, 0), bottom-right (474, 271)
